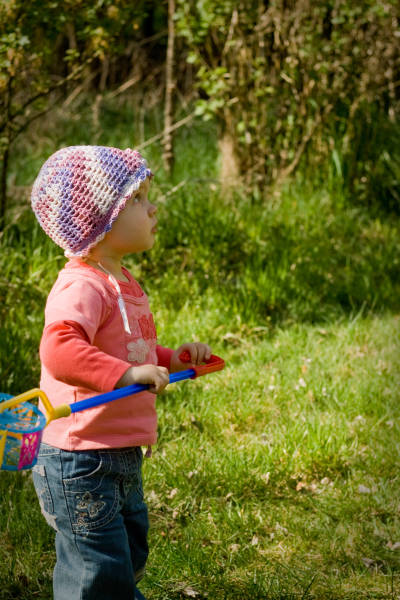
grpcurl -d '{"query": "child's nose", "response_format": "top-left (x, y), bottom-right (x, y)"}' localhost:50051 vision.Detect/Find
top-left (148, 203), bottom-right (157, 215)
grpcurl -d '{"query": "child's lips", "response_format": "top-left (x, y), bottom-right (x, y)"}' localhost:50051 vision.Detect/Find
top-left (151, 222), bottom-right (158, 233)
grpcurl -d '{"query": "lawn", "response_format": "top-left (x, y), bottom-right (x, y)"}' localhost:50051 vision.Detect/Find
top-left (0, 102), bottom-right (399, 598)
top-left (1, 312), bottom-right (399, 599)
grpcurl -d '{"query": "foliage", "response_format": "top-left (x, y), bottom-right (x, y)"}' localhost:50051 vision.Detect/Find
top-left (331, 103), bottom-right (400, 215)
top-left (2, 0), bottom-right (400, 224)
top-left (176, 0), bottom-right (400, 196)
top-left (0, 0), bottom-right (161, 132)
top-left (0, 0), bottom-right (166, 226)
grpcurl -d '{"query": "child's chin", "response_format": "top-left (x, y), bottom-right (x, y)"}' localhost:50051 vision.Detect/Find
top-left (133, 241), bottom-right (155, 253)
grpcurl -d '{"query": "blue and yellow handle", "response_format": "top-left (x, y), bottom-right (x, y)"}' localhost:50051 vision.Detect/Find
top-left (0, 354), bottom-right (225, 425)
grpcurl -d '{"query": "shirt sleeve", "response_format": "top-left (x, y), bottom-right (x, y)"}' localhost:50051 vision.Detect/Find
top-left (45, 278), bottom-right (111, 344)
top-left (156, 345), bottom-right (174, 370)
top-left (40, 320), bottom-right (131, 392)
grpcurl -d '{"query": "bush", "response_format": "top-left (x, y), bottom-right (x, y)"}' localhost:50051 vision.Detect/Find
top-left (176, 0), bottom-right (400, 192)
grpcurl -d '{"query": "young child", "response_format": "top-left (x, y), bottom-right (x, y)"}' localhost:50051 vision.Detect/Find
top-left (30, 145), bottom-right (211, 600)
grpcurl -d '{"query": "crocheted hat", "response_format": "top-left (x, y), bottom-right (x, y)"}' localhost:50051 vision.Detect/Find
top-left (31, 145), bottom-right (152, 257)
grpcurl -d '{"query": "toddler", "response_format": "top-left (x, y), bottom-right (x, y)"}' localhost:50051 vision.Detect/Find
top-left (30, 146), bottom-right (211, 600)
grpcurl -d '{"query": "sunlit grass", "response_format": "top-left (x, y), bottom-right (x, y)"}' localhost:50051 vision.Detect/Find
top-left (1, 103), bottom-right (400, 598)
top-left (1, 314), bottom-right (399, 599)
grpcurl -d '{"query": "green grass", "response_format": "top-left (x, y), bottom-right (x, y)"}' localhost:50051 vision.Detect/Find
top-left (144, 312), bottom-right (400, 599)
top-left (1, 99), bottom-right (400, 598)
top-left (1, 314), bottom-right (399, 599)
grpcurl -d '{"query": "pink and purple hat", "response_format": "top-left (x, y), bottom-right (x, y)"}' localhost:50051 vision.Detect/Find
top-left (31, 145), bottom-right (152, 257)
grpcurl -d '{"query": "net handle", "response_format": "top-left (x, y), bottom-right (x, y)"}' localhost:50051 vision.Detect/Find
top-left (0, 354), bottom-right (225, 424)
top-left (70, 354), bottom-right (225, 415)
top-left (0, 388), bottom-right (55, 420)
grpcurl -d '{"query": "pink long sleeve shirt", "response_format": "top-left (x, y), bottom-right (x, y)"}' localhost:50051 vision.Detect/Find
top-left (39, 259), bottom-right (173, 450)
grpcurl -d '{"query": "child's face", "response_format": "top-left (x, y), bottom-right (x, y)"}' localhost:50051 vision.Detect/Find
top-left (104, 177), bottom-right (157, 255)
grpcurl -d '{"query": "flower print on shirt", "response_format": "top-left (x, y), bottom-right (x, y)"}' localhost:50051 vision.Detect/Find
top-left (125, 314), bottom-right (157, 363)
top-left (127, 338), bottom-right (149, 363)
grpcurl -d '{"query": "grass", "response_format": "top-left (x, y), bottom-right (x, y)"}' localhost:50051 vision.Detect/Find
top-left (146, 312), bottom-right (400, 599)
top-left (1, 313), bottom-right (399, 599)
top-left (0, 97), bottom-right (400, 598)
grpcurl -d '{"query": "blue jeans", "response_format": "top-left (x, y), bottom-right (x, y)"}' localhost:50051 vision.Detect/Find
top-left (32, 443), bottom-right (149, 600)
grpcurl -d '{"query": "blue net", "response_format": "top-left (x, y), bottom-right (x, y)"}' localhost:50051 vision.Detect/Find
top-left (0, 394), bottom-right (46, 433)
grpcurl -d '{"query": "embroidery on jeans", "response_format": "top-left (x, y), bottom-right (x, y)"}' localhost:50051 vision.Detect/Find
top-left (122, 472), bottom-right (140, 498)
top-left (76, 491), bottom-right (106, 519)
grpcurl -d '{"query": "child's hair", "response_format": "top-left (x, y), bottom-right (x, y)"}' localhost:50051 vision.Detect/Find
top-left (31, 145), bottom-right (152, 257)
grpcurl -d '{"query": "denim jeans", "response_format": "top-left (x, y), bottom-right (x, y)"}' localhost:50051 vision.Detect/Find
top-left (32, 443), bottom-right (149, 600)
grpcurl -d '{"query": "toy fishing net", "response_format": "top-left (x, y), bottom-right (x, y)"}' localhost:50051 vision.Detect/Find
top-left (0, 394), bottom-right (46, 471)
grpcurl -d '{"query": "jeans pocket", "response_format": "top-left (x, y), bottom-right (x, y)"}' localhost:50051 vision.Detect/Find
top-left (61, 449), bottom-right (104, 482)
top-left (62, 451), bottom-right (119, 534)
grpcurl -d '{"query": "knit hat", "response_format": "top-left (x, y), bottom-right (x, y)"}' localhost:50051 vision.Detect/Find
top-left (31, 145), bottom-right (152, 257)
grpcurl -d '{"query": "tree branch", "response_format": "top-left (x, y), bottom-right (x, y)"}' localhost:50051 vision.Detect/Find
top-left (137, 113), bottom-right (195, 151)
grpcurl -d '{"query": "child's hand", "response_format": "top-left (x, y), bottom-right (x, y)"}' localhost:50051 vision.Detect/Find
top-left (116, 364), bottom-right (170, 394)
top-left (170, 343), bottom-right (212, 373)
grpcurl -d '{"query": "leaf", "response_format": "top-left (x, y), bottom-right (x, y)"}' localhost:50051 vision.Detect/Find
top-left (296, 481), bottom-right (308, 491)
top-left (362, 557), bottom-right (375, 568)
top-left (186, 52), bottom-right (198, 64)
top-left (332, 148), bottom-right (343, 178)
top-left (183, 586), bottom-right (199, 597)
top-left (260, 472), bottom-right (270, 485)
top-left (362, 557), bottom-right (382, 572)
top-left (387, 541), bottom-right (400, 551)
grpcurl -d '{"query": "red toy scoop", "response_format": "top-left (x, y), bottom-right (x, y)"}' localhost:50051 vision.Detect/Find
top-left (178, 351), bottom-right (225, 378)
